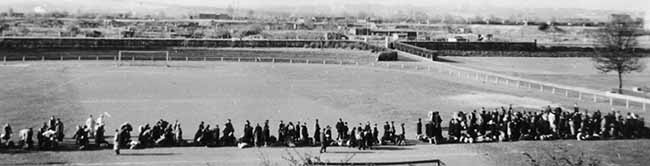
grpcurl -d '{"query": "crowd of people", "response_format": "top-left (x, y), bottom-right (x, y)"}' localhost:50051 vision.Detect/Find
top-left (1, 104), bottom-right (648, 154)
top-left (416, 104), bottom-right (649, 144)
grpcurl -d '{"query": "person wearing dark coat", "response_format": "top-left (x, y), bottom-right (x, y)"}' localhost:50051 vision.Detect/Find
top-left (194, 121), bottom-right (204, 143)
top-left (55, 119), bottom-right (64, 142)
top-left (224, 119), bottom-right (234, 137)
top-left (263, 120), bottom-right (270, 145)
top-left (335, 119), bottom-right (344, 140)
top-left (372, 124), bottom-right (379, 145)
top-left (278, 120), bottom-right (285, 142)
top-left (95, 125), bottom-right (108, 145)
top-left (416, 118), bottom-right (423, 136)
top-left (242, 121), bottom-right (254, 145)
top-left (301, 122), bottom-right (309, 145)
top-left (25, 128), bottom-right (34, 150)
top-left (295, 121), bottom-right (301, 142)
top-left (254, 123), bottom-right (263, 147)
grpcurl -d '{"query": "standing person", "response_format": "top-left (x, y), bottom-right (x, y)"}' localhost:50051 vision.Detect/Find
top-left (278, 120), bottom-right (285, 143)
top-left (95, 125), bottom-right (107, 145)
top-left (262, 120), bottom-right (270, 146)
top-left (194, 121), bottom-right (204, 143)
top-left (314, 119), bottom-right (321, 144)
top-left (243, 121), bottom-right (253, 145)
top-left (113, 129), bottom-right (120, 155)
top-left (254, 123), bottom-right (263, 147)
top-left (48, 116), bottom-right (56, 131)
top-left (174, 122), bottom-right (183, 145)
top-left (55, 119), bottom-right (64, 142)
top-left (390, 121), bottom-right (396, 138)
top-left (319, 128), bottom-right (328, 153)
top-left (335, 119), bottom-right (344, 140)
top-left (301, 122), bottom-right (309, 144)
top-left (416, 118), bottom-right (423, 137)
top-left (372, 124), bottom-right (379, 146)
top-left (224, 119), bottom-right (234, 138)
top-left (2, 123), bottom-right (12, 144)
top-left (212, 125), bottom-right (220, 146)
top-left (86, 115), bottom-right (96, 138)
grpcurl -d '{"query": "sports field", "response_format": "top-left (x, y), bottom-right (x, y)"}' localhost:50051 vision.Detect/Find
top-left (443, 56), bottom-right (650, 97)
top-left (0, 60), bottom-right (648, 165)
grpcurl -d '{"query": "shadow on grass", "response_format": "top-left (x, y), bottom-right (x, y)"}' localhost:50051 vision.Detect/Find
top-left (326, 151), bottom-right (374, 154)
top-left (371, 146), bottom-right (414, 151)
top-left (0, 161), bottom-right (68, 166)
top-left (119, 152), bottom-right (178, 156)
top-left (435, 57), bottom-right (461, 63)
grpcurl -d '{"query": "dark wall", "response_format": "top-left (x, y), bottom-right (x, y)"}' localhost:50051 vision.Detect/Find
top-left (0, 38), bottom-right (373, 50)
top-left (402, 41), bottom-right (538, 51)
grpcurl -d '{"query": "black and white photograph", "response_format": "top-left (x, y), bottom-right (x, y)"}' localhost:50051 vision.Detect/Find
top-left (0, 0), bottom-right (649, 165)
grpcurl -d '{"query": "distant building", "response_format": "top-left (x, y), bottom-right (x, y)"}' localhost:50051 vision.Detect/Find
top-left (349, 28), bottom-right (417, 40)
top-left (645, 12), bottom-right (650, 30)
top-left (198, 13), bottom-right (232, 20)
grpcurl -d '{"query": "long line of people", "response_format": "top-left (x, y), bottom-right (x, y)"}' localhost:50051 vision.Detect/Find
top-left (416, 105), bottom-right (649, 144)
top-left (2, 105), bottom-right (648, 153)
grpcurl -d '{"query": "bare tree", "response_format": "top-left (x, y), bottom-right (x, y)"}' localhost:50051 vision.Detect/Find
top-left (592, 14), bottom-right (645, 94)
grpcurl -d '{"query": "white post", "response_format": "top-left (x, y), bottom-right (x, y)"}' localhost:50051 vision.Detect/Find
top-left (609, 97), bottom-right (613, 106)
top-left (540, 85), bottom-right (544, 92)
top-left (22, 56), bottom-right (25, 62)
top-left (401, 64), bottom-right (405, 69)
top-left (643, 103), bottom-right (647, 111)
top-left (625, 100), bottom-right (630, 109)
top-left (290, 59), bottom-right (293, 64)
top-left (306, 59), bottom-right (310, 64)
top-left (552, 87), bottom-right (556, 94)
top-left (506, 79), bottom-right (510, 86)
top-left (494, 77), bottom-right (498, 84)
top-left (237, 57), bottom-right (240, 62)
top-left (2, 56), bottom-right (5, 65)
top-left (355, 62), bottom-right (359, 66)
top-left (204, 57), bottom-right (207, 61)
top-left (61, 56), bottom-right (64, 61)
top-left (132, 56), bottom-right (135, 62)
top-left (42, 56), bottom-right (45, 61)
top-left (322, 59), bottom-right (326, 64)
top-left (593, 95), bottom-right (598, 102)
top-left (78, 56), bottom-right (81, 61)
top-left (517, 80), bottom-right (521, 88)
top-left (565, 90), bottom-right (569, 97)
top-left (578, 92), bottom-right (582, 100)
top-left (339, 60), bottom-right (343, 65)
top-left (96, 56), bottom-right (99, 61)
top-left (272, 58), bottom-right (275, 63)
top-left (221, 57), bottom-right (224, 62)
top-left (528, 83), bottom-right (532, 89)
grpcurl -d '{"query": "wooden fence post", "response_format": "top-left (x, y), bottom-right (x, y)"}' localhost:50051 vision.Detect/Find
top-left (42, 56), bottom-right (45, 61)
top-left (593, 95), bottom-right (598, 102)
top-left (61, 56), bottom-right (64, 61)
top-left (290, 59), bottom-right (293, 64)
top-left (643, 103), bottom-right (647, 111)
top-left (78, 56), bottom-right (81, 61)
top-left (96, 56), bottom-right (99, 61)
top-left (3, 56), bottom-right (5, 65)
top-left (272, 58), bottom-right (275, 63)
top-left (626, 100), bottom-right (630, 109)
top-left (22, 56), bottom-right (25, 62)
top-left (221, 57), bottom-right (224, 62)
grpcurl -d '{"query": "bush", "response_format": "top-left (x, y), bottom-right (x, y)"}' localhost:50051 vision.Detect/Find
top-left (378, 51), bottom-right (398, 61)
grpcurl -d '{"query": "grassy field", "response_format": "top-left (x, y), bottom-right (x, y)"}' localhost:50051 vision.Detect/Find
top-left (443, 56), bottom-right (650, 97)
top-left (0, 61), bottom-right (648, 165)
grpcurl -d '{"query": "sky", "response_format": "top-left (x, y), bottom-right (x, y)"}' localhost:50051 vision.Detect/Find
top-left (2, 0), bottom-right (648, 11)
top-left (163, 0), bottom-right (648, 11)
